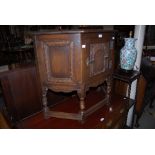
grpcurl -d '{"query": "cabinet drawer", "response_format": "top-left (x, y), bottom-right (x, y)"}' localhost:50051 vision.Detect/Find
top-left (96, 106), bottom-right (127, 129)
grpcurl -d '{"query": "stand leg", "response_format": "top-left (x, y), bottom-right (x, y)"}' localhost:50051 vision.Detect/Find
top-left (77, 89), bottom-right (86, 120)
top-left (133, 78), bottom-right (140, 127)
top-left (42, 86), bottom-right (49, 119)
top-left (106, 76), bottom-right (112, 104)
top-left (128, 84), bottom-right (131, 99)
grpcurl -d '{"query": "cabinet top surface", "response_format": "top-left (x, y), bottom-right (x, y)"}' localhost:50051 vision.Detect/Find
top-left (34, 29), bottom-right (116, 35)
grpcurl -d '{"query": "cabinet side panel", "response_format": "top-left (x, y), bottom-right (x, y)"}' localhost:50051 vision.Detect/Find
top-left (34, 36), bottom-right (47, 86)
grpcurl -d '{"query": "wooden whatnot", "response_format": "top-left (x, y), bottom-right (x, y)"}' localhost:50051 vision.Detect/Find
top-left (34, 30), bottom-right (115, 121)
top-left (113, 69), bottom-right (140, 127)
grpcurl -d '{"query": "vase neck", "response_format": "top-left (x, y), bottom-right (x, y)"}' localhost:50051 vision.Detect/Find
top-left (124, 38), bottom-right (136, 48)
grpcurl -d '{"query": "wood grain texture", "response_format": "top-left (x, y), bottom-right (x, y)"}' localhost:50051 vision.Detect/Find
top-left (34, 30), bottom-right (115, 120)
top-left (16, 92), bottom-right (129, 129)
top-left (0, 66), bottom-right (42, 122)
top-left (135, 75), bottom-right (147, 116)
top-left (0, 66), bottom-right (65, 125)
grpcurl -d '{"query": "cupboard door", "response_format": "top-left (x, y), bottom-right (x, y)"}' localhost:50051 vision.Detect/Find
top-left (37, 37), bottom-right (75, 84)
top-left (44, 40), bottom-right (73, 82)
top-left (88, 42), bottom-right (110, 77)
top-left (82, 32), bottom-right (111, 79)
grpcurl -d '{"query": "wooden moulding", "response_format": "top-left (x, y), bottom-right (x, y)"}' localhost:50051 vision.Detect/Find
top-left (46, 97), bottom-right (108, 121)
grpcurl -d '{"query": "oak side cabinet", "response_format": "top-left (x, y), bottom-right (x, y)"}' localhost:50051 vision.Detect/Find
top-left (34, 30), bottom-right (115, 121)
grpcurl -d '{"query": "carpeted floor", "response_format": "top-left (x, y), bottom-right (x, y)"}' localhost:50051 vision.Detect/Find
top-left (135, 100), bottom-right (155, 129)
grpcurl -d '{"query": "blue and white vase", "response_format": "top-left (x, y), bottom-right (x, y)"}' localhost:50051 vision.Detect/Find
top-left (120, 38), bottom-right (137, 71)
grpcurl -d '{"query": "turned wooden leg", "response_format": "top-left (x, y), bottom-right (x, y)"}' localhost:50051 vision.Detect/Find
top-left (106, 77), bottom-right (112, 104)
top-left (77, 89), bottom-right (86, 119)
top-left (42, 86), bottom-right (49, 119)
top-left (128, 84), bottom-right (131, 99)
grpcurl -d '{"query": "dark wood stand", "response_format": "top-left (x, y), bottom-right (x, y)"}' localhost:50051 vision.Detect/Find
top-left (113, 69), bottom-right (140, 127)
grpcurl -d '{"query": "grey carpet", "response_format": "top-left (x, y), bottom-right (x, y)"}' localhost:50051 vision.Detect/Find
top-left (135, 100), bottom-right (155, 129)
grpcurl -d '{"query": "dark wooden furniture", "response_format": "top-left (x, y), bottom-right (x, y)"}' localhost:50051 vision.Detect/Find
top-left (16, 91), bottom-right (130, 129)
top-left (113, 69), bottom-right (140, 127)
top-left (0, 65), bottom-right (42, 125)
top-left (0, 112), bottom-right (10, 128)
top-left (134, 57), bottom-right (155, 127)
top-left (113, 70), bottom-right (140, 98)
top-left (34, 30), bottom-right (115, 121)
top-left (0, 65), bottom-right (66, 127)
top-left (135, 74), bottom-right (147, 127)
top-left (143, 49), bottom-right (155, 57)
top-left (0, 47), bottom-right (34, 67)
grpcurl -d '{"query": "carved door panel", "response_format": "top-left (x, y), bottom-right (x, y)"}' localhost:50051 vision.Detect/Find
top-left (89, 42), bottom-right (110, 77)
